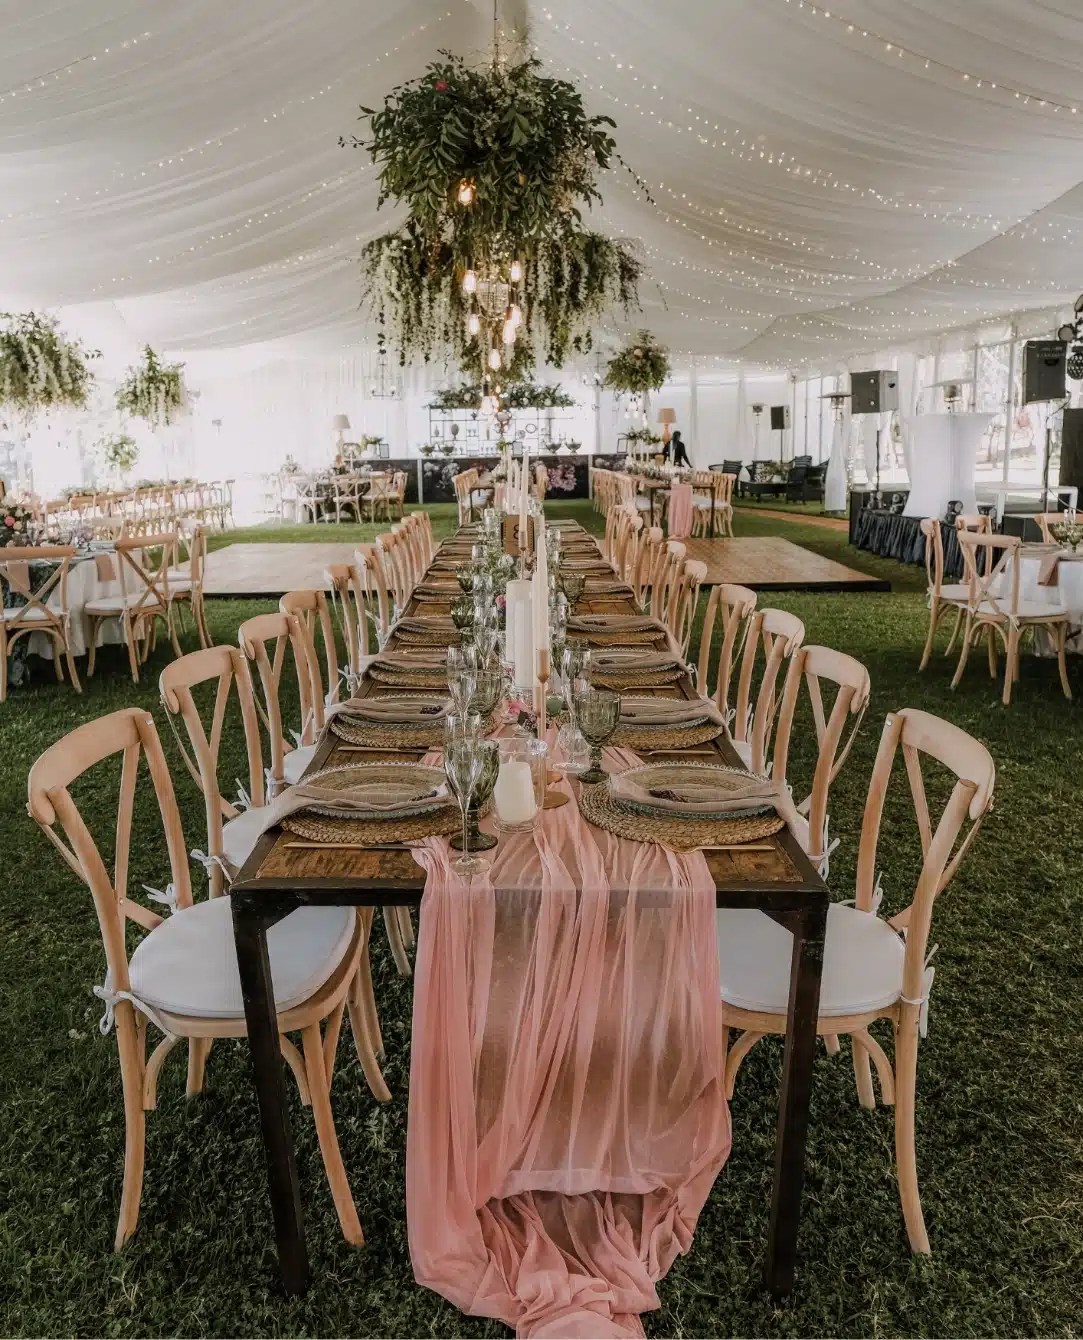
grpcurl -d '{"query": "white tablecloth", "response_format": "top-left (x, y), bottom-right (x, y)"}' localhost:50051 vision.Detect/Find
top-left (1001, 552), bottom-right (1083, 655)
top-left (27, 555), bottom-right (125, 660)
top-left (903, 413), bottom-right (994, 519)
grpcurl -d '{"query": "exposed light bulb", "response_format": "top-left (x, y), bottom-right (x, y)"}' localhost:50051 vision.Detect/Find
top-left (488, 347), bottom-right (502, 371)
top-left (510, 258), bottom-right (523, 283)
top-left (462, 268), bottom-right (477, 294)
top-left (467, 312), bottom-right (481, 335)
top-left (502, 320), bottom-right (517, 345)
top-left (480, 394), bottom-right (499, 415)
top-left (509, 303), bottom-right (522, 328)
top-left (457, 180), bottom-right (475, 206)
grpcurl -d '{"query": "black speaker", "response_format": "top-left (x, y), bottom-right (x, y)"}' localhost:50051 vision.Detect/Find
top-left (1059, 407), bottom-right (1083, 491)
top-left (1022, 340), bottom-right (1067, 404)
top-left (770, 405), bottom-right (790, 431)
top-left (850, 370), bottom-right (898, 415)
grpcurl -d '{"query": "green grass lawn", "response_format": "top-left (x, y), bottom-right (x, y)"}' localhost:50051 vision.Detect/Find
top-left (1, 502), bottom-right (1081, 1337)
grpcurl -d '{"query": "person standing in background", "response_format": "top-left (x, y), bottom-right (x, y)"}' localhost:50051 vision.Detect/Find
top-left (669, 430), bottom-right (691, 468)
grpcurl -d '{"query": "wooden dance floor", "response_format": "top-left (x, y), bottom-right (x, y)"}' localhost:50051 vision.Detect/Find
top-left (682, 536), bottom-right (890, 593)
top-left (203, 536), bottom-right (889, 597)
top-left (203, 543), bottom-right (360, 597)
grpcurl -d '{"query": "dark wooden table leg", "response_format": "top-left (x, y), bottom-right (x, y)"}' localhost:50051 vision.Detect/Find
top-left (232, 894), bottom-right (310, 1296)
top-left (765, 897), bottom-right (828, 1297)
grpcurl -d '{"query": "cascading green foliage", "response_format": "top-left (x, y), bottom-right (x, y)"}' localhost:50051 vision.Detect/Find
top-left (344, 52), bottom-right (644, 369)
top-left (0, 311), bottom-right (99, 421)
top-left (427, 381), bottom-right (576, 411)
top-left (116, 346), bottom-right (187, 428)
top-left (93, 432), bottom-right (140, 475)
top-left (605, 329), bottom-right (670, 394)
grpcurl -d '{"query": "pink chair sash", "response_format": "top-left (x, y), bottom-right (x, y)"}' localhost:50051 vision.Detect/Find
top-left (667, 484), bottom-right (693, 540)
top-left (407, 745), bottom-right (730, 1337)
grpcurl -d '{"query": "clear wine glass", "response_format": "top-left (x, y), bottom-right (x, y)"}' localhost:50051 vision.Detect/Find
top-left (575, 688), bottom-right (621, 784)
top-left (444, 737), bottom-right (491, 873)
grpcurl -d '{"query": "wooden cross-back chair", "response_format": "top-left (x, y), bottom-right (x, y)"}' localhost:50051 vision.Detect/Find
top-left (696, 583), bottom-right (758, 719)
top-left (951, 531), bottom-right (1071, 704)
top-left (770, 645), bottom-right (871, 876)
top-left (376, 530), bottom-right (412, 615)
top-left (668, 558), bottom-right (707, 659)
top-left (615, 511), bottom-right (644, 586)
top-left (630, 525), bottom-right (664, 611)
top-left (730, 607), bottom-right (806, 771)
top-left (717, 707), bottom-right (995, 1255)
top-left (1036, 511), bottom-right (1072, 542)
top-left (326, 564), bottom-right (371, 686)
top-left (355, 544), bottom-right (393, 649)
top-left (0, 545), bottom-right (82, 701)
top-left (648, 540), bottom-right (687, 627)
top-left (27, 706), bottom-right (372, 1252)
top-left (278, 589), bottom-right (340, 779)
top-left (84, 532), bottom-right (181, 683)
top-left (918, 518), bottom-right (969, 671)
top-left (167, 523), bottom-right (211, 651)
top-left (453, 469), bottom-right (478, 526)
top-left (591, 468), bottom-right (612, 514)
top-left (690, 470), bottom-right (735, 538)
top-left (159, 646), bottom-right (266, 899)
top-left (237, 610), bottom-right (310, 798)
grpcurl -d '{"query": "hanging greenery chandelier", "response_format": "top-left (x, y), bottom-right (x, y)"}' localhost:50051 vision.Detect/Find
top-left (344, 26), bottom-right (644, 407)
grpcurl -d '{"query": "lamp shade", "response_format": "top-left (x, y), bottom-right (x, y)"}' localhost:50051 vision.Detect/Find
top-left (657, 408), bottom-right (677, 426)
top-left (332, 414), bottom-right (351, 431)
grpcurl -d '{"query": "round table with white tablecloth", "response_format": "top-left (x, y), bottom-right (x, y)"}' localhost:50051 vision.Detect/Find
top-left (1001, 549), bottom-right (1083, 655)
top-left (27, 551), bottom-right (126, 660)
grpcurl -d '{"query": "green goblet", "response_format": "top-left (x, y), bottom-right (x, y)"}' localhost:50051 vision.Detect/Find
top-left (574, 687), bottom-right (621, 785)
top-left (449, 738), bottom-right (499, 852)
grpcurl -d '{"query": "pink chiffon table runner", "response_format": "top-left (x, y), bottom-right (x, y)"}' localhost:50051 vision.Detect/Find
top-left (667, 483), bottom-right (693, 539)
top-left (407, 746), bottom-right (731, 1338)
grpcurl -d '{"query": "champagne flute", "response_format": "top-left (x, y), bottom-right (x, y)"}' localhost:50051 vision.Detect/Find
top-left (444, 737), bottom-right (491, 873)
top-left (575, 688), bottom-right (621, 784)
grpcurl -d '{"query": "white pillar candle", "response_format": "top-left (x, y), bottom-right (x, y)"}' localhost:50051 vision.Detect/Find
top-left (494, 758), bottom-right (537, 826)
top-left (532, 522), bottom-right (549, 659)
top-left (505, 578), bottom-right (534, 692)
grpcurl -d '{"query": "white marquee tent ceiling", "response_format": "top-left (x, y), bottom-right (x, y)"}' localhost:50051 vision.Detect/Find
top-left (2, 0), bottom-right (1083, 371)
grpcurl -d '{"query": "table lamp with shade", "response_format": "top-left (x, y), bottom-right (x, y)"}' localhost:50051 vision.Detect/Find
top-left (657, 407), bottom-right (677, 444)
top-left (332, 414), bottom-right (351, 452)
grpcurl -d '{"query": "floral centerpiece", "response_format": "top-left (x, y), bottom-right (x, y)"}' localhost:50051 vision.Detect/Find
top-left (1, 499), bottom-right (38, 547)
top-left (345, 52), bottom-right (645, 382)
top-left (116, 346), bottom-right (187, 427)
top-left (605, 330), bottom-right (670, 395)
top-left (0, 312), bottom-right (99, 424)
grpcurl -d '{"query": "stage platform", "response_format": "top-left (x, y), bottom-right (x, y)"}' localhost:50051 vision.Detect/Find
top-left (682, 536), bottom-right (890, 593)
top-left (203, 536), bottom-right (889, 598)
top-left (204, 543), bottom-right (359, 597)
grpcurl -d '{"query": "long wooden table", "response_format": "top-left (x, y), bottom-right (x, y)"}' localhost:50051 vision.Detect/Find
top-left (230, 520), bottom-right (829, 1301)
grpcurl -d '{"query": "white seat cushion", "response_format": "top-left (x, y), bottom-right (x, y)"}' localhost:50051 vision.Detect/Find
top-left (717, 903), bottom-right (905, 1017)
top-left (2, 605), bottom-right (53, 622)
top-left (283, 744), bottom-right (317, 785)
top-left (129, 895), bottom-right (355, 1019)
top-left (937, 583), bottom-right (969, 602)
top-left (84, 593), bottom-right (163, 614)
top-left (222, 804), bottom-right (273, 871)
top-left (975, 599), bottom-right (1068, 621)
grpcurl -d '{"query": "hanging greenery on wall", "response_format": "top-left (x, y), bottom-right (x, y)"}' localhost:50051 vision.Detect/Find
top-left (93, 432), bottom-right (140, 476)
top-left (0, 312), bottom-right (99, 422)
top-left (115, 346), bottom-right (187, 427)
top-left (344, 52), bottom-right (645, 374)
top-left (605, 330), bottom-right (670, 395)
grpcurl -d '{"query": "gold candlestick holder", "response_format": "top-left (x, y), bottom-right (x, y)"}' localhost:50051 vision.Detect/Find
top-left (535, 652), bottom-right (568, 809)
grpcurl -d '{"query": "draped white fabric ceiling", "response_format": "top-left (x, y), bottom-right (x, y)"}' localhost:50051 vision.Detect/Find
top-left (3, 0), bottom-right (1083, 371)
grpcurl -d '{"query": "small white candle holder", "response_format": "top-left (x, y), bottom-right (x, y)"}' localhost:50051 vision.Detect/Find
top-left (493, 737), bottom-right (548, 833)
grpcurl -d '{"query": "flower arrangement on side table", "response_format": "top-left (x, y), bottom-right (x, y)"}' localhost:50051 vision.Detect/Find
top-left (1, 499), bottom-right (38, 546)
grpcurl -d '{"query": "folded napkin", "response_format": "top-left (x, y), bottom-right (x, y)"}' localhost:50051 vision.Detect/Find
top-left (591, 649), bottom-right (681, 673)
top-left (394, 616), bottom-right (456, 634)
top-left (1038, 553), bottom-right (1061, 587)
top-left (372, 651), bottom-right (449, 672)
top-left (328, 695), bottom-right (449, 723)
top-left (255, 771), bottom-right (450, 840)
top-left (569, 614), bottom-right (662, 633)
top-left (619, 696), bottom-right (726, 727)
top-left (609, 767), bottom-right (775, 815)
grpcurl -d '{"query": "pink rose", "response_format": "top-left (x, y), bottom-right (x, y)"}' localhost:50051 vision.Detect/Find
top-left (3, 516), bottom-right (14, 526)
